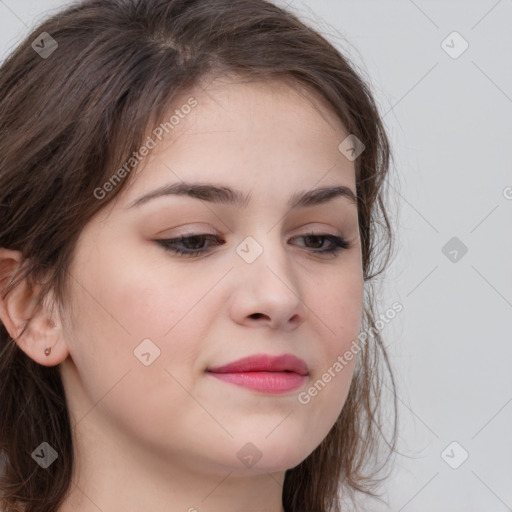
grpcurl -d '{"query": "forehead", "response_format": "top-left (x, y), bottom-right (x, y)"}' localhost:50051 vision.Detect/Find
top-left (184, 74), bottom-right (347, 139)
top-left (117, 75), bottom-right (355, 205)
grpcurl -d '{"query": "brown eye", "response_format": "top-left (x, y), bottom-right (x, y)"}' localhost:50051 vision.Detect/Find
top-left (156, 234), bottom-right (223, 257)
top-left (293, 233), bottom-right (350, 255)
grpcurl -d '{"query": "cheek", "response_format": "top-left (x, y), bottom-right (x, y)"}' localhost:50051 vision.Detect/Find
top-left (65, 250), bottom-right (221, 396)
top-left (311, 265), bottom-right (364, 347)
top-left (71, 242), bottom-right (208, 339)
top-left (298, 265), bottom-right (362, 414)
top-left (60, 263), bottom-right (209, 439)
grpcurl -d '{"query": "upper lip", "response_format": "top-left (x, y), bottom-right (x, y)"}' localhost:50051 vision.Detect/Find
top-left (207, 354), bottom-right (309, 376)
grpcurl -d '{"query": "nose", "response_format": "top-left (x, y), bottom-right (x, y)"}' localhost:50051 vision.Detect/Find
top-left (228, 236), bottom-right (310, 332)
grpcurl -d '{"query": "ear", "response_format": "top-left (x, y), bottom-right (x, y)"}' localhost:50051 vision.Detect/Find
top-left (0, 248), bottom-right (69, 367)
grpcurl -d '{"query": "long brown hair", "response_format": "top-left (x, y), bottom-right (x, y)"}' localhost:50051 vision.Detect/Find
top-left (0, 1), bottom-right (397, 510)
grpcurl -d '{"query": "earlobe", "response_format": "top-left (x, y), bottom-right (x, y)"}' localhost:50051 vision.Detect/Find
top-left (17, 310), bottom-right (69, 367)
top-left (0, 248), bottom-right (69, 366)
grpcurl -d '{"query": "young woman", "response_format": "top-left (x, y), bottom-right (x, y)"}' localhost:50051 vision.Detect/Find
top-left (0, 1), bottom-right (397, 511)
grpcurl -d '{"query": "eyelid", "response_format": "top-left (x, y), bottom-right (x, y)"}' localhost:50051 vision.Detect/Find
top-left (156, 222), bottom-right (222, 237)
top-left (159, 220), bottom-right (350, 241)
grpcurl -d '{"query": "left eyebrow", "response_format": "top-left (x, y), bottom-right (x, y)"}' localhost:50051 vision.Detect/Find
top-left (127, 181), bottom-right (358, 209)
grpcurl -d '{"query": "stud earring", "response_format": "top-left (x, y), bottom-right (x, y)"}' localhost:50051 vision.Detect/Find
top-left (44, 346), bottom-right (52, 356)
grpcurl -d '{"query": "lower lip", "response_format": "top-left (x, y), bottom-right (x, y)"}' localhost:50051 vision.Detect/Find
top-left (207, 371), bottom-right (307, 394)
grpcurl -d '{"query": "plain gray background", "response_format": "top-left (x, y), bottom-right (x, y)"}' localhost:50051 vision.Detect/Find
top-left (0, 0), bottom-right (511, 510)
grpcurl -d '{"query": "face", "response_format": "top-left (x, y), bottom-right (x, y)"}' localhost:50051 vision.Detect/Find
top-left (58, 76), bottom-right (364, 476)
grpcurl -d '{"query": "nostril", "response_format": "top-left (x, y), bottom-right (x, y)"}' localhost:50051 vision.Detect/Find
top-left (249, 313), bottom-right (265, 320)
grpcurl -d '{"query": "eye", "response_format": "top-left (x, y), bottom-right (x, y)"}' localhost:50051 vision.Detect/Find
top-left (155, 232), bottom-right (350, 258)
top-left (156, 234), bottom-right (224, 257)
top-left (295, 232), bottom-right (350, 256)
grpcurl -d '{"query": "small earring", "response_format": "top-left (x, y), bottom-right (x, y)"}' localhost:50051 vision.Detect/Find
top-left (44, 346), bottom-right (52, 356)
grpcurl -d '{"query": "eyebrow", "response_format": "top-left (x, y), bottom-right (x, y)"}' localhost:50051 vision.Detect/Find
top-left (127, 182), bottom-right (358, 210)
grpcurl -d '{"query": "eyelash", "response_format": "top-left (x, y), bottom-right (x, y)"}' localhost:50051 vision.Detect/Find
top-left (156, 232), bottom-right (350, 258)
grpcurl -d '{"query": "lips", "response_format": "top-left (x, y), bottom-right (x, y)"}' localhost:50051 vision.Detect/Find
top-left (206, 354), bottom-right (309, 394)
top-left (207, 353), bottom-right (309, 376)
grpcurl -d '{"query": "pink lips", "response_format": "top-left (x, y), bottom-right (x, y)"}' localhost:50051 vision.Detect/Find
top-left (206, 354), bottom-right (309, 394)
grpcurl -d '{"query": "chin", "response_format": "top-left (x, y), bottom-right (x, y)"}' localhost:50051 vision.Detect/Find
top-left (245, 436), bottom-right (318, 473)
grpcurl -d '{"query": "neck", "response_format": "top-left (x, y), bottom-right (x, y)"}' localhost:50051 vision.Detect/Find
top-left (58, 411), bottom-right (287, 512)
